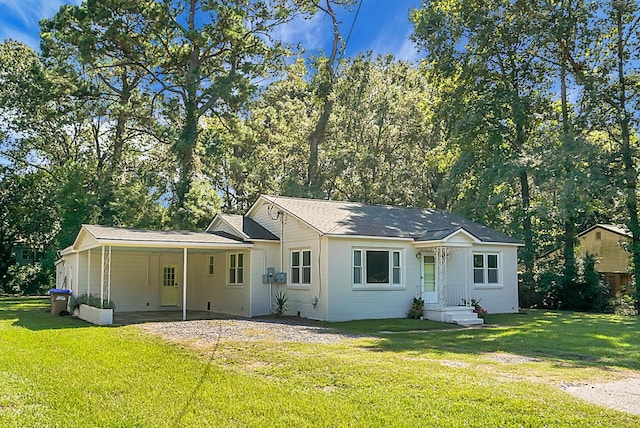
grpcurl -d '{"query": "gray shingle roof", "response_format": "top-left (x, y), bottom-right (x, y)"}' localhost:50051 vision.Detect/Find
top-left (82, 224), bottom-right (245, 245)
top-left (259, 195), bottom-right (520, 244)
top-left (218, 214), bottom-right (279, 241)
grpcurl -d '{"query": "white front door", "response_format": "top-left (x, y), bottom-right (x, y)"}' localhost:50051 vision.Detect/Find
top-left (422, 254), bottom-right (437, 304)
top-left (161, 265), bottom-right (178, 306)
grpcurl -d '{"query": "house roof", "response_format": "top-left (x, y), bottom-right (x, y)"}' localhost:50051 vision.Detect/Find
top-left (212, 214), bottom-right (279, 241)
top-left (255, 195), bottom-right (520, 244)
top-left (579, 224), bottom-right (631, 239)
top-left (72, 224), bottom-right (249, 251)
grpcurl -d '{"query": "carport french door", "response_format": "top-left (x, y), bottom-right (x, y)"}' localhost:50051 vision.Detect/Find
top-left (422, 254), bottom-right (437, 304)
top-left (161, 264), bottom-right (178, 306)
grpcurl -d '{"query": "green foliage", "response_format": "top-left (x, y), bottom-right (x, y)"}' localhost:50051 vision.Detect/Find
top-left (273, 291), bottom-right (288, 317)
top-left (2, 263), bottom-right (52, 295)
top-left (69, 293), bottom-right (115, 311)
top-left (2, 298), bottom-right (640, 426)
top-left (533, 254), bottom-right (613, 313)
top-left (407, 296), bottom-right (425, 319)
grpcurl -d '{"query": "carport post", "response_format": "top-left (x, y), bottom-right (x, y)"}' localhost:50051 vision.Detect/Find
top-left (100, 246), bottom-right (105, 308)
top-left (183, 247), bottom-right (187, 321)
top-left (87, 249), bottom-right (91, 297)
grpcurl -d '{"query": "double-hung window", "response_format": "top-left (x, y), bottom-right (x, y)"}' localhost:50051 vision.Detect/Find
top-left (207, 255), bottom-right (215, 276)
top-left (291, 249), bottom-right (311, 285)
top-left (473, 253), bottom-right (499, 285)
top-left (353, 249), bottom-right (402, 286)
top-left (228, 253), bottom-right (244, 285)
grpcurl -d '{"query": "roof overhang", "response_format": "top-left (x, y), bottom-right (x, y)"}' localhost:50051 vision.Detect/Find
top-left (206, 214), bottom-right (250, 240)
top-left (324, 234), bottom-right (415, 242)
top-left (67, 225), bottom-right (252, 254)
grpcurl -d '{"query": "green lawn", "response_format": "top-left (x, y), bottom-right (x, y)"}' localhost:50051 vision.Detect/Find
top-left (1, 298), bottom-right (639, 427)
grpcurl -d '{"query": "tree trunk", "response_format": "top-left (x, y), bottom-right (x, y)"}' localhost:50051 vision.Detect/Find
top-left (611, 7), bottom-right (640, 308)
top-left (173, 0), bottom-right (200, 227)
top-left (559, 60), bottom-right (577, 289)
top-left (307, 0), bottom-right (339, 196)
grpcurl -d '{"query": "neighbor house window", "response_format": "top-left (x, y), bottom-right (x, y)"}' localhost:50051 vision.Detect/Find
top-left (291, 250), bottom-right (311, 285)
top-left (207, 255), bottom-right (215, 276)
top-left (228, 253), bottom-right (244, 284)
top-left (353, 249), bottom-right (402, 286)
top-left (473, 253), bottom-right (499, 285)
top-left (20, 249), bottom-right (34, 262)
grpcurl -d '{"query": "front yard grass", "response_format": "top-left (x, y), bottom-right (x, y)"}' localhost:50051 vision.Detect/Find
top-left (1, 298), bottom-right (639, 427)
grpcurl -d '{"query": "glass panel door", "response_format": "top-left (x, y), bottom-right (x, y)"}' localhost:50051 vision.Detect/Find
top-left (422, 254), bottom-right (437, 304)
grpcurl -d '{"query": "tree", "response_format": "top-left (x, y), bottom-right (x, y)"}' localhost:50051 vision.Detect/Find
top-left (412, 0), bottom-right (554, 287)
top-left (558, 0), bottom-right (640, 306)
top-left (41, 0), bottom-right (159, 226)
top-left (124, 0), bottom-right (293, 228)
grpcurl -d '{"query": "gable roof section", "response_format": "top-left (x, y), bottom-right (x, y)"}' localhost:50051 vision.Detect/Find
top-left (579, 224), bottom-right (631, 239)
top-left (72, 224), bottom-right (249, 251)
top-left (207, 214), bottom-right (278, 241)
top-left (251, 195), bottom-right (520, 244)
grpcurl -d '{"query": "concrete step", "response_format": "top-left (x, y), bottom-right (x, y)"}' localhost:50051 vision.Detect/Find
top-left (453, 318), bottom-right (484, 326)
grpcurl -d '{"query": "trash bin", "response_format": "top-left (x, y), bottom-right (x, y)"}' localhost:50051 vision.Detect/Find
top-left (49, 289), bottom-right (72, 316)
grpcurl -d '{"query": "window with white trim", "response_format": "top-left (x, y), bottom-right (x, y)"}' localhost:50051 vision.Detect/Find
top-left (207, 255), bottom-right (215, 276)
top-left (291, 249), bottom-right (311, 285)
top-left (473, 253), bottom-right (499, 285)
top-left (228, 253), bottom-right (244, 285)
top-left (353, 249), bottom-right (402, 286)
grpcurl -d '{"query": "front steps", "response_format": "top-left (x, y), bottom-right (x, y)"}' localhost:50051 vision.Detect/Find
top-left (423, 305), bottom-right (484, 326)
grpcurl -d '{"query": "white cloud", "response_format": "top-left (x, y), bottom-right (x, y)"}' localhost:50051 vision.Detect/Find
top-left (0, 23), bottom-right (41, 49)
top-left (273, 12), bottom-right (333, 55)
top-left (0, 0), bottom-right (81, 49)
top-left (0, 0), bottom-right (80, 25)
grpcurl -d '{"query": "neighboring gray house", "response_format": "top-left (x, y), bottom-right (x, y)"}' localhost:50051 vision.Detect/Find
top-left (57, 195), bottom-right (521, 324)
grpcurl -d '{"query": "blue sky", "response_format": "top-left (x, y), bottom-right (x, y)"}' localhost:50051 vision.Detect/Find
top-left (0, 0), bottom-right (422, 61)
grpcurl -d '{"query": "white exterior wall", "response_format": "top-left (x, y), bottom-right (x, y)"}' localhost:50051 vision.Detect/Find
top-left (249, 243), bottom-right (280, 317)
top-left (468, 244), bottom-right (519, 314)
top-left (248, 203), bottom-right (329, 319)
top-left (109, 252), bottom-right (159, 311)
top-left (198, 249), bottom-right (251, 317)
top-left (324, 237), bottom-right (419, 322)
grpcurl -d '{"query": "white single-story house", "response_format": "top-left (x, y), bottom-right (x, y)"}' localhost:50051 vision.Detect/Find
top-left (56, 195), bottom-right (521, 324)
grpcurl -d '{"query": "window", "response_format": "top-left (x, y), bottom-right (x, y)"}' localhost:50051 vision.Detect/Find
top-left (207, 255), bottom-right (215, 276)
top-left (20, 249), bottom-right (34, 262)
top-left (596, 231), bottom-right (602, 240)
top-left (353, 250), bottom-right (362, 284)
top-left (353, 249), bottom-right (402, 286)
top-left (291, 249), bottom-right (311, 285)
top-left (473, 253), bottom-right (499, 285)
top-left (228, 253), bottom-right (244, 285)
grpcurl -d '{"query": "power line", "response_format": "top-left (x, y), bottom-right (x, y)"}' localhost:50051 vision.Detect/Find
top-left (343, 0), bottom-right (363, 56)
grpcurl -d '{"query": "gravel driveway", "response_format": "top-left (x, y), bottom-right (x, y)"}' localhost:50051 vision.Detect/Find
top-left (138, 317), bottom-right (370, 345)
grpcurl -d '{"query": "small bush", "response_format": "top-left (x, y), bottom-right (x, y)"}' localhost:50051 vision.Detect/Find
top-left (610, 294), bottom-right (638, 316)
top-left (273, 291), bottom-right (288, 317)
top-left (69, 293), bottom-right (115, 311)
top-left (407, 296), bottom-right (424, 319)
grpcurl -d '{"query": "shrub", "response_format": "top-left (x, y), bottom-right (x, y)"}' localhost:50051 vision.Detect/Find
top-left (407, 296), bottom-right (425, 319)
top-left (3, 262), bottom-right (52, 295)
top-left (273, 291), bottom-right (288, 317)
top-left (69, 294), bottom-right (115, 311)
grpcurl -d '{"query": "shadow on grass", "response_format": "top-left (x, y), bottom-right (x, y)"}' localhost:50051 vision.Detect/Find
top-left (0, 296), bottom-right (91, 331)
top-left (332, 310), bottom-right (640, 372)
